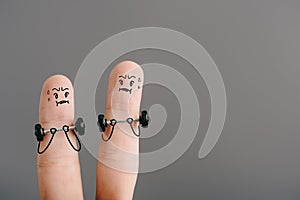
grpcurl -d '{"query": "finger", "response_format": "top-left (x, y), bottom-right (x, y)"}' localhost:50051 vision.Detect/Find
top-left (37, 74), bottom-right (83, 200)
top-left (96, 61), bottom-right (144, 200)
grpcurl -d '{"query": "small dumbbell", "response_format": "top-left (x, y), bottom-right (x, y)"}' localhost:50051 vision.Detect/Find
top-left (97, 110), bottom-right (150, 132)
top-left (34, 118), bottom-right (85, 141)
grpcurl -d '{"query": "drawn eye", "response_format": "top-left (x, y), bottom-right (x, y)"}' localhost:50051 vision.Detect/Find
top-left (130, 80), bottom-right (134, 87)
top-left (119, 79), bottom-right (123, 85)
top-left (54, 93), bottom-right (58, 99)
top-left (64, 92), bottom-right (69, 98)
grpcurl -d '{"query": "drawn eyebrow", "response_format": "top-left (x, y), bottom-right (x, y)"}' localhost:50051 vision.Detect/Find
top-left (119, 75), bottom-right (127, 79)
top-left (52, 88), bottom-right (60, 91)
top-left (61, 87), bottom-right (69, 91)
top-left (128, 75), bottom-right (136, 79)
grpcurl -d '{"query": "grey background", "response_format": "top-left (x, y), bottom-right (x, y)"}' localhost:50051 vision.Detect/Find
top-left (1, 0), bottom-right (300, 199)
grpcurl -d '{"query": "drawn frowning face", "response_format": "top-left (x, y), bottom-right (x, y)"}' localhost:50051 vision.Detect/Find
top-left (47, 87), bottom-right (70, 106)
top-left (118, 74), bottom-right (141, 94)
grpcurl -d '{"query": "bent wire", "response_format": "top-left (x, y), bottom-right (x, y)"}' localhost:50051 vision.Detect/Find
top-left (98, 110), bottom-right (149, 141)
top-left (34, 118), bottom-right (85, 154)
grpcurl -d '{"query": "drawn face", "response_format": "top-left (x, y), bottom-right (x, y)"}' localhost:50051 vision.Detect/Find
top-left (107, 61), bottom-right (144, 122)
top-left (47, 87), bottom-right (70, 106)
top-left (118, 74), bottom-right (141, 94)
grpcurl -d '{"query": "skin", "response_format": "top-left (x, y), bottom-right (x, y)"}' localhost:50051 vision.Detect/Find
top-left (37, 61), bottom-right (143, 200)
top-left (97, 61), bottom-right (143, 200)
top-left (37, 74), bottom-right (83, 200)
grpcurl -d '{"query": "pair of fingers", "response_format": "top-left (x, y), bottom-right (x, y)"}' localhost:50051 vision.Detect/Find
top-left (37, 61), bottom-right (143, 200)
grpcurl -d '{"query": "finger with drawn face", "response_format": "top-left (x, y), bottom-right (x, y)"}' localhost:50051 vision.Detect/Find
top-left (37, 75), bottom-right (83, 200)
top-left (96, 61), bottom-right (144, 200)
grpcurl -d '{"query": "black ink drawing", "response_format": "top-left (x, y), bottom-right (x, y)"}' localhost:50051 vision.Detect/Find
top-left (48, 87), bottom-right (70, 106)
top-left (97, 110), bottom-right (149, 141)
top-left (118, 74), bottom-right (142, 94)
top-left (34, 118), bottom-right (85, 154)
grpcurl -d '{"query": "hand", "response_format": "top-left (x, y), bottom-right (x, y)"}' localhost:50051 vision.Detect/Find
top-left (36, 61), bottom-right (143, 200)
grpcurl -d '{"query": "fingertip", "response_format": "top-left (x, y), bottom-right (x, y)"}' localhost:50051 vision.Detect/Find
top-left (41, 74), bottom-right (73, 90)
top-left (39, 74), bottom-right (74, 126)
top-left (110, 60), bottom-right (144, 80)
top-left (108, 60), bottom-right (144, 92)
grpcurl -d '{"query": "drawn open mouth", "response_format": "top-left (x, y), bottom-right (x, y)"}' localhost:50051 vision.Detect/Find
top-left (56, 100), bottom-right (69, 106)
top-left (119, 88), bottom-right (132, 94)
